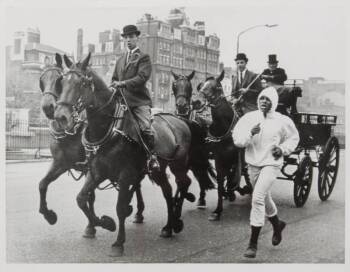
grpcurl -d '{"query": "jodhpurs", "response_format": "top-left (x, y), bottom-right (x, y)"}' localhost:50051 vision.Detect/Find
top-left (248, 165), bottom-right (280, 227)
top-left (132, 105), bottom-right (152, 135)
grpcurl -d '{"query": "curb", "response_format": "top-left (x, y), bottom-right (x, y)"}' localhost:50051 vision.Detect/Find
top-left (6, 158), bottom-right (52, 164)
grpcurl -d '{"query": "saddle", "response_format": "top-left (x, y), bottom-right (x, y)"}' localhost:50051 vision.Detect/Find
top-left (92, 102), bottom-right (181, 160)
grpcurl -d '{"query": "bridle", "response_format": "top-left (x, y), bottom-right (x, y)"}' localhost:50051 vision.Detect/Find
top-left (195, 80), bottom-right (224, 111)
top-left (173, 76), bottom-right (192, 117)
top-left (196, 79), bottom-right (239, 143)
top-left (39, 67), bottom-right (63, 100)
top-left (56, 69), bottom-right (119, 134)
top-left (56, 69), bottom-right (95, 134)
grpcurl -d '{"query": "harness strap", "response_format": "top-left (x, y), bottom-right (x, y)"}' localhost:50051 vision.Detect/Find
top-left (206, 105), bottom-right (240, 143)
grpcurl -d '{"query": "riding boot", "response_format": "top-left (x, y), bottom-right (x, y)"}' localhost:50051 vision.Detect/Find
top-left (244, 225), bottom-right (261, 258)
top-left (268, 215), bottom-right (286, 246)
top-left (142, 132), bottom-right (160, 172)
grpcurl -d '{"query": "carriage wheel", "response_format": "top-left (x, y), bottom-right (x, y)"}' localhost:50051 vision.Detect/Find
top-left (293, 155), bottom-right (313, 207)
top-left (318, 136), bottom-right (339, 201)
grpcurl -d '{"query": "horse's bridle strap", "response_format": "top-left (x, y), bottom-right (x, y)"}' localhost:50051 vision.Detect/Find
top-left (42, 90), bottom-right (58, 99)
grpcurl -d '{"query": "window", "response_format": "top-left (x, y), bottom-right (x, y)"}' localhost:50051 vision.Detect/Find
top-left (14, 39), bottom-right (21, 54)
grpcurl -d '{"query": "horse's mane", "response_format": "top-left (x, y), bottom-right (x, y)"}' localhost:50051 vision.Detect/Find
top-left (85, 67), bottom-right (111, 93)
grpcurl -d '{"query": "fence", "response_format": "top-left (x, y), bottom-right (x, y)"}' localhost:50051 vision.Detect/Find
top-left (6, 119), bottom-right (52, 160)
top-left (5, 119), bottom-right (345, 160)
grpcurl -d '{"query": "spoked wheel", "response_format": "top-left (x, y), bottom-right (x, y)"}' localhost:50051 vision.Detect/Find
top-left (318, 136), bottom-right (339, 201)
top-left (293, 155), bottom-right (313, 207)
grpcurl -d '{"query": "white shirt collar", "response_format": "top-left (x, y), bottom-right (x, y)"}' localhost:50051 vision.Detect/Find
top-left (239, 68), bottom-right (247, 76)
top-left (127, 47), bottom-right (139, 54)
top-left (238, 68), bottom-right (247, 83)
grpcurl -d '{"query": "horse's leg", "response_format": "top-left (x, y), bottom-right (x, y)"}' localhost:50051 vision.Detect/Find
top-left (133, 183), bottom-right (145, 224)
top-left (76, 172), bottom-right (116, 233)
top-left (170, 164), bottom-right (194, 234)
top-left (209, 161), bottom-right (225, 221)
top-left (83, 190), bottom-right (98, 238)
top-left (191, 166), bottom-right (208, 208)
top-left (39, 160), bottom-right (67, 225)
top-left (190, 147), bottom-right (215, 208)
top-left (152, 165), bottom-right (174, 238)
top-left (226, 151), bottom-right (241, 201)
top-left (110, 181), bottom-right (135, 257)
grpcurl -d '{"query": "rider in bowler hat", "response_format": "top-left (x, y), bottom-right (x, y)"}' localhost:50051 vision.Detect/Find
top-left (111, 24), bottom-right (160, 172)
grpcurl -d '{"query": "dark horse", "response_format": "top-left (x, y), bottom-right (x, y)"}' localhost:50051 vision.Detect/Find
top-left (192, 71), bottom-right (250, 221)
top-left (38, 54), bottom-right (145, 240)
top-left (171, 70), bottom-right (216, 208)
top-left (54, 53), bottom-right (195, 257)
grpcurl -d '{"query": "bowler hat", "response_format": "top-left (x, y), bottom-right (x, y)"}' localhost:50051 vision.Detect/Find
top-left (121, 25), bottom-right (141, 37)
top-left (268, 54), bottom-right (278, 63)
top-left (235, 53), bottom-right (248, 62)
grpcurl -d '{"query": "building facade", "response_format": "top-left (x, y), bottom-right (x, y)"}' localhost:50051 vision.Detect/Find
top-left (77, 8), bottom-right (221, 111)
top-left (6, 28), bottom-right (66, 122)
top-left (77, 28), bottom-right (124, 82)
top-left (136, 9), bottom-right (220, 111)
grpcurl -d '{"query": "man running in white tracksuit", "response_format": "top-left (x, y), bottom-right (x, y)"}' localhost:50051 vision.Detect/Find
top-left (232, 86), bottom-right (299, 258)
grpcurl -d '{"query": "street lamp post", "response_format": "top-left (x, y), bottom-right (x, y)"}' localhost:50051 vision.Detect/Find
top-left (236, 24), bottom-right (278, 54)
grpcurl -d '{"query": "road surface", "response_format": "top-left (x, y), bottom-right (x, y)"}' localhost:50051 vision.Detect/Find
top-left (6, 151), bottom-right (345, 263)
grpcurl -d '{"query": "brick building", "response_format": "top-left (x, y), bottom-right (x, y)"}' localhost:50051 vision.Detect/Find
top-left (79, 8), bottom-right (221, 111)
top-left (136, 9), bottom-right (220, 110)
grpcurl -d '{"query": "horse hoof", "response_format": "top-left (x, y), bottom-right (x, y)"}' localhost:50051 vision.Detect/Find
top-left (208, 213), bottom-right (221, 221)
top-left (243, 185), bottom-right (253, 195)
top-left (83, 226), bottom-right (96, 238)
top-left (100, 215), bottom-right (116, 232)
top-left (44, 210), bottom-right (57, 225)
top-left (228, 192), bottom-right (236, 202)
top-left (185, 192), bottom-right (196, 203)
top-left (173, 219), bottom-right (184, 233)
top-left (126, 205), bottom-right (133, 217)
top-left (160, 228), bottom-right (172, 238)
top-left (197, 199), bottom-right (206, 209)
top-left (109, 245), bottom-right (124, 257)
top-left (133, 214), bottom-right (144, 224)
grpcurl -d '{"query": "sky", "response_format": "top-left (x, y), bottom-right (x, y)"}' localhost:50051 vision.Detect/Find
top-left (2, 0), bottom-right (347, 80)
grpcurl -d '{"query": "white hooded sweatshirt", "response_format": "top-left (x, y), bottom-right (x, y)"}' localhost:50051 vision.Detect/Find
top-left (232, 87), bottom-right (299, 167)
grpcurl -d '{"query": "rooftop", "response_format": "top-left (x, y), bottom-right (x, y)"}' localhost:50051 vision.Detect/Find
top-left (25, 43), bottom-right (66, 54)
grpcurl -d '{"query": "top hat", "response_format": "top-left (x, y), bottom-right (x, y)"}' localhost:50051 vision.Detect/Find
top-left (268, 54), bottom-right (278, 63)
top-left (235, 53), bottom-right (248, 62)
top-left (121, 25), bottom-right (141, 37)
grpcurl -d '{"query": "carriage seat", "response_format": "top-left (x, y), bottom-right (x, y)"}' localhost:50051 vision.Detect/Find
top-left (275, 86), bottom-right (302, 117)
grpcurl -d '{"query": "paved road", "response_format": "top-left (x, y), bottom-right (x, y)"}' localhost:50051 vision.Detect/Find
top-left (6, 151), bottom-right (345, 263)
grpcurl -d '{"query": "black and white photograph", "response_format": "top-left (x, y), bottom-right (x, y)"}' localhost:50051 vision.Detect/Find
top-left (0, 0), bottom-right (348, 269)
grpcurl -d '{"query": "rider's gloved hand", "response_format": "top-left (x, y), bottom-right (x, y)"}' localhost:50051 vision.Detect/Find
top-left (111, 80), bottom-right (126, 88)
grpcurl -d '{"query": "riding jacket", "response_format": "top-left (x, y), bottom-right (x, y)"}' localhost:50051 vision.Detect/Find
top-left (112, 48), bottom-right (152, 108)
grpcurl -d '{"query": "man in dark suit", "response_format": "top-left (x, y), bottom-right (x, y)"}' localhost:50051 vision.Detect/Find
top-left (231, 53), bottom-right (263, 114)
top-left (261, 54), bottom-right (287, 86)
top-left (111, 24), bottom-right (159, 171)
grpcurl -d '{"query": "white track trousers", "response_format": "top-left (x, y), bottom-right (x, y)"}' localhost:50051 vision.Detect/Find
top-left (248, 165), bottom-right (280, 227)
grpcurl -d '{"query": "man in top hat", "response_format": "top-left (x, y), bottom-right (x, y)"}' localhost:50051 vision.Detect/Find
top-left (261, 54), bottom-right (287, 86)
top-left (111, 24), bottom-right (160, 172)
top-left (231, 53), bottom-right (263, 114)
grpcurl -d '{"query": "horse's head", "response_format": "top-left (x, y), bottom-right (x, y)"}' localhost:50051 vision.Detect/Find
top-left (192, 70), bottom-right (225, 110)
top-left (171, 70), bottom-right (195, 116)
top-left (39, 53), bottom-right (64, 119)
top-left (54, 52), bottom-right (94, 132)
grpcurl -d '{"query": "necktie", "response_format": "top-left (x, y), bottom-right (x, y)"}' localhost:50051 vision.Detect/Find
top-left (127, 52), bottom-right (130, 63)
top-left (240, 72), bottom-right (243, 87)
